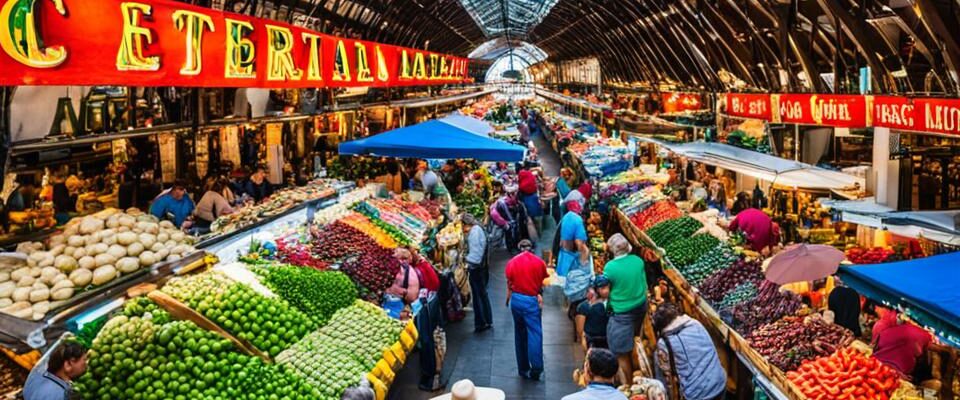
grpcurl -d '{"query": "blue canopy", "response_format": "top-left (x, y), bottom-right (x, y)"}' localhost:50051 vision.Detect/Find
top-left (441, 113), bottom-right (494, 136)
top-left (339, 119), bottom-right (526, 161)
top-left (838, 253), bottom-right (960, 347)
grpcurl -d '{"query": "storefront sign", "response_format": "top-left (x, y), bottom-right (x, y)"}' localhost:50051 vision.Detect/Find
top-left (662, 92), bottom-right (703, 113)
top-left (724, 93), bottom-right (771, 120)
top-left (775, 94), bottom-right (867, 128)
top-left (0, 0), bottom-right (469, 87)
top-left (871, 96), bottom-right (960, 136)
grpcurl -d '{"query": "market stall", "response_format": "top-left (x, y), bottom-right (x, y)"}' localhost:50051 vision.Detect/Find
top-left (338, 119), bottom-right (526, 162)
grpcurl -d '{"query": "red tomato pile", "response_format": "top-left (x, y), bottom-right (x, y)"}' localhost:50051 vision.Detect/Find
top-left (631, 201), bottom-right (682, 232)
top-left (845, 247), bottom-right (894, 264)
top-left (787, 347), bottom-right (900, 400)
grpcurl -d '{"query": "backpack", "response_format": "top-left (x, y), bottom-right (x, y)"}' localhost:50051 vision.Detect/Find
top-left (438, 271), bottom-right (465, 322)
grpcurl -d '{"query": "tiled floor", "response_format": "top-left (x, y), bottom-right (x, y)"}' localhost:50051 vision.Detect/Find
top-left (388, 131), bottom-right (586, 399)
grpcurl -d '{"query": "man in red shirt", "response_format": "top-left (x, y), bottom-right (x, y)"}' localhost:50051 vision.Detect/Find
top-left (505, 239), bottom-right (549, 381)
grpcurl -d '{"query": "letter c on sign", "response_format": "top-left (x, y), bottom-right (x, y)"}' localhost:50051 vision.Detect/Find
top-left (0, 0), bottom-right (68, 68)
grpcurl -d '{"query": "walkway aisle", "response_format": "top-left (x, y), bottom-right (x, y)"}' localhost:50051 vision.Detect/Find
top-left (389, 132), bottom-right (585, 399)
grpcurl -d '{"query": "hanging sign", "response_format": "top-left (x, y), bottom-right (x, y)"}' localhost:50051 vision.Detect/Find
top-left (871, 96), bottom-right (960, 136)
top-left (774, 94), bottom-right (867, 128)
top-left (662, 92), bottom-right (703, 113)
top-left (0, 0), bottom-right (469, 88)
top-left (724, 93), bottom-right (771, 120)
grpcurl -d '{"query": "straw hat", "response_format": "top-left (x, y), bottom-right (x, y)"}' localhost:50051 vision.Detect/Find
top-left (430, 380), bottom-right (505, 400)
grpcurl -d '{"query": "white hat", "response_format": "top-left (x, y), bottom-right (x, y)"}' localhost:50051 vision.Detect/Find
top-left (430, 380), bottom-right (506, 400)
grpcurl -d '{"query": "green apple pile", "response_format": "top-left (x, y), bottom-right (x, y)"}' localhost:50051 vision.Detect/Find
top-left (75, 316), bottom-right (319, 400)
top-left (162, 271), bottom-right (315, 357)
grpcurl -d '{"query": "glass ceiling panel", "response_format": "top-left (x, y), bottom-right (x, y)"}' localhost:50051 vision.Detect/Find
top-left (468, 38), bottom-right (547, 62)
top-left (459, 0), bottom-right (560, 38)
top-left (485, 53), bottom-right (533, 82)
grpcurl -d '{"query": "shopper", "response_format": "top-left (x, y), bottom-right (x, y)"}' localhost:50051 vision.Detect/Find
top-left (23, 341), bottom-right (87, 400)
top-left (727, 207), bottom-right (779, 254)
top-left (505, 239), bottom-right (548, 380)
top-left (602, 234), bottom-right (648, 381)
top-left (461, 213), bottom-right (492, 332)
top-left (557, 167), bottom-right (576, 200)
top-left (518, 170), bottom-right (543, 233)
top-left (418, 162), bottom-right (439, 198)
top-left (441, 160), bottom-right (465, 195)
top-left (873, 313), bottom-right (932, 379)
top-left (828, 284), bottom-right (862, 338)
top-left (564, 182), bottom-right (592, 213)
top-left (652, 302), bottom-right (726, 400)
top-left (561, 348), bottom-right (628, 400)
top-left (194, 178), bottom-right (235, 231)
top-left (576, 276), bottom-right (611, 350)
top-left (490, 185), bottom-right (524, 252)
top-left (556, 201), bottom-right (590, 277)
top-left (730, 192), bottom-right (751, 216)
top-left (149, 180), bottom-right (195, 228)
top-left (429, 379), bottom-right (505, 400)
top-left (244, 167), bottom-right (273, 203)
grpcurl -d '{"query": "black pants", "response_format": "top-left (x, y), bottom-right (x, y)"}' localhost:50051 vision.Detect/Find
top-left (468, 265), bottom-right (493, 329)
top-left (416, 294), bottom-right (441, 388)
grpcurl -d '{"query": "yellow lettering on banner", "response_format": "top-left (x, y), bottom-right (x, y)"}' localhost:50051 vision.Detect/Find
top-left (265, 25), bottom-right (302, 81)
top-left (439, 57), bottom-right (449, 79)
top-left (332, 40), bottom-right (351, 81)
top-left (355, 42), bottom-right (373, 82)
top-left (225, 18), bottom-right (255, 78)
top-left (412, 52), bottom-right (427, 79)
top-left (0, 0), bottom-right (68, 68)
top-left (301, 32), bottom-right (322, 81)
top-left (116, 2), bottom-right (160, 71)
top-left (375, 46), bottom-right (389, 82)
top-left (429, 54), bottom-right (438, 79)
top-left (400, 50), bottom-right (413, 79)
top-left (172, 10), bottom-right (214, 76)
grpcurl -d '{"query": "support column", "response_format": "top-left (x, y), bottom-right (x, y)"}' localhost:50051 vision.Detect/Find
top-left (872, 127), bottom-right (899, 208)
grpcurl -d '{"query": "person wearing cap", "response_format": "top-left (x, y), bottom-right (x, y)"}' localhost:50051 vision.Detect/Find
top-left (576, 276), bottom-right (611, 350)
top-left (430, 379), bottom-right (505, 400)
top-left (505, 239), bottom-right (548, 380)
top-left (149, 180), bottom-right (195, 228)
top-left (561, 348), bottom-right (628, 400)
top-left (461, 213), bottom-right (493, 332)
top-left (602, 233), bottom-right (648, 381)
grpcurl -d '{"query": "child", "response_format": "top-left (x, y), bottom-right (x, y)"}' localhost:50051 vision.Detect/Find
top-left (575, 276), bottom-right (611, 350)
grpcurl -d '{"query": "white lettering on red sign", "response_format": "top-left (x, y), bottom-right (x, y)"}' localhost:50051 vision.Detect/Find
top-left (925, 103), bottom-right (960, 134)
top-left (876, 103), bottom-right (914, 128)
top-left (781, 99), bottom-right (804, 121)
top-left (732, 97), bottom-right (767, 117)
top-left (811, 95), bottom-right (851, 124)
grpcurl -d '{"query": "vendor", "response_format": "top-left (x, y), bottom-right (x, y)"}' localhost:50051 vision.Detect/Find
top-left (23, 341), bottom-right (87, 400)
top-left (441, 160), bottom-right (464, 195)
top-left (417, 162), bottom-right (439, 199)
top-left (6, 177), bottom-right (37, 212)
top-left (194, 178), bottom-right (235, 230)
top-left (52, 174), bottom-right (79, 225)
top-left (726, 208), bottom-right (779, 254)
top-left (244, 167), bottom-right (273, 202)
top-left (149, 180), bottom-right (195, 228)
top-left (873, 311), bottom-right (932, 380)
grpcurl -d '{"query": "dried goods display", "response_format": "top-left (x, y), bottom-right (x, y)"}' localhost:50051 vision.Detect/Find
top-left (788, 347), bottom-right (901, 399)
top-left (749, 316), bottom-right (854, 371)
top-left (2, 209), bottom-right (195, 320)
top-left (210, 181), bottom-right (335, 234)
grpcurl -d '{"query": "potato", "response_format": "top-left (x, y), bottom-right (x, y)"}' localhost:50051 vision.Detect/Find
top-left (117, 257), bottom-right (140, 273)
top-left (150, 242), bottom-right (164, 252)
top-left (100, 228), bottom-right (116, 238)
top-left (37, 253), bottom-right (55, 268)
top-left (106, 214), bottom-right (120, 229)
top-left (12, 287), bottom-right (30, 302)
top-left (67, 235), bottom-right (86, 248)
top-left (170, 244), bottom-right (189, 255)
top-left (166, 254), bottom-right (181, 262)
top-left (3, 302), bottom-right (33, 319)
top-left (54, 255), bottom-right (78, 273)
top-left (10, 267), bottom-right (31, 282)
top-left (89, 243), bottom-right (108, 256)
top-left (69, 268), bottom-right (93, 287)
top-left (118, 215), bottom-right (136, 228)
top-left (159, 220), bottom-right (175, 230)
top-left (156, 232), bottom-right (170, 243)
top-left (154, 249), bottom-right (169, 261)
top-left (48, 235), bottom-right (66, 247)
top-left (72, 247), bottom-right (87, 259)
top-left (164, 240), bottom-right (177, 248)
top-left (138, 251), bottom-right (156, 266)
top-left (40, 267), bottom-right (60, 284)
top-left (126, 242), bottom-right (144, 257)
top-left (0, 282), bottom-right (15, 298)
top-left (92, 265), bottom-right (117, 286)
top-left (78, 256), bottom-right (95, 270)
top-left (49, 244), bottom-right (66, 257)
top-left (17, 276), bottom-right (36, 287)
top-left (170, 232), bottom-right (185, 242)
top-left (63, 246), bottom-right (76, 257)
top-left (79, 216), bottom-right (105, 235)
top-left (32, 301), bottom-right (50, 315)
top-left (63, 225), bottom-right (78, 237)
top-left (29, 288), bottom-right (49, 302)
top-left (84, 231), bottom-right (102, 246)
top-left (0, 272), bottom-right (9, 284)
top-left (117, 232), bottom-right (137, 246)
top-left (94, 253), bottom-right (117, 267)
top-left (107, 245), bottom-right (127, 259)
top-left (51, 280), bottom-right (74, 300)
top-left (101, 233), bottom-right (117, 245)
top-left (0, 299), bottom-right (12, 308)
top-left (138, 233), bottom-right (157, 249)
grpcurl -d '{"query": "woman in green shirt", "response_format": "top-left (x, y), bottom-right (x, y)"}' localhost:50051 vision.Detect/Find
top-left (601, 233), bottom-right (648, 382)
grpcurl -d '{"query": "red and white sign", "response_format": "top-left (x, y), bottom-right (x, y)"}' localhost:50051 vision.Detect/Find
top-left (871, 96), bottom-right (960, 136)
top-left (776, 94), bottom-right (867, 128)
top-left (724, 93), bottom-right (771, 120)
top-left (0, 0), bottom-right (468, 88)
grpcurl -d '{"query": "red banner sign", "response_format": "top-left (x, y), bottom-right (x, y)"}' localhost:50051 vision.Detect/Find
top-left (871, 96), bottom-right (960, 136)
top-left (0, 0), bottom-right (469, 88)
top-left (662, 92), bottom-right (704, 113)
top-left (776, 94), bottom-right (867, 128)
top-left (724, 93), bottom-right (771, 120)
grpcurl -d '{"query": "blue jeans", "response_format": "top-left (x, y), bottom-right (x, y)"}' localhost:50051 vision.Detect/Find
top-left (510, 293), bottom-right (544, 378)
top-left (468, 265), bottom-right (493, 329)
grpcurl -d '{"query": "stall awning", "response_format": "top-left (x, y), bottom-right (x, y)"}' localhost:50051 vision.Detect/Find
top-left (338, 119), bottom-right (525, 161)
top-left (663, 141), bottom-right (863, 190)
top-left (839, 254), bottom-right (960, 347)
top-left (440, 113), bottom-right (494, 136)
top-left (822, 199), bottom-right (960, 245)
top-left (393, 88), bottom-right (497, 108)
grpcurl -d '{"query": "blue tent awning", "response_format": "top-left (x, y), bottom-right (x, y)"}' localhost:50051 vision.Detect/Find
top-left (838, 253), bottom-right (960, 347)
top-left (441, 113), bottom-right (494, 136)
top-left (339, 119), bottom-right (526, 162)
